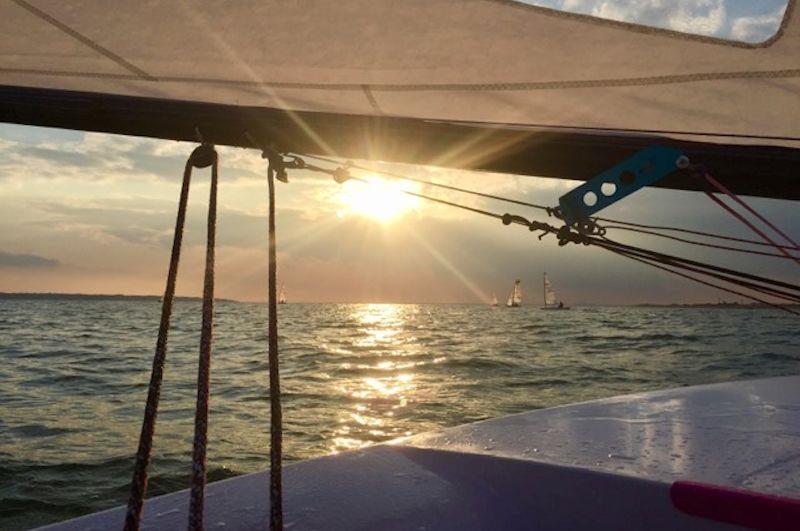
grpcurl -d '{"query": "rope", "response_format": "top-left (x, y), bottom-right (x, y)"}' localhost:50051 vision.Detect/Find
top-left (296, 155), bottom-right (800, 300)
top-left (699, 170), bottom-right (800, 265)
top-left (348, 175), bottom-right (506, 221)
top-left (300, 153), bottom-right (551, 213)
top-left (600, 225), bottom-right (795, 258)
top-left (242, 132), bottom-right (285, 530)
top-left (599, 220), bottom-right (800, 250)
top-left (606, 248), bottom-right (800, 316)
top-left (188, 146), bottom-right (219, 530)
top-left (125, 145), bottom-right (212, 531)
top-left (348, 167), bottom-right (800, 304)
top-left (594, 238), bottom-right (800, 304)
top-left (299, 153), bottom-right (800, 256)
top-left (266, 161), bottom-right (283, 531)
top-left (589, 236), bottom-right (800, 298)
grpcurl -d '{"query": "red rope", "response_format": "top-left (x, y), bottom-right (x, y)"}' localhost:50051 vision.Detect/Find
top-left (188, 148), bottom-right (219, 530)
top-left (125, 146), bottom-right (210, 531)
top-left (701, 171), bottom-right (800, 266)
top-left (266, 163), bottom-right (284, 530)
top-left (609, 248), bottom-right (800, 316)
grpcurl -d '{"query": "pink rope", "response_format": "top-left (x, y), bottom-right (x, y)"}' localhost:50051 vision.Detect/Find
top-left (701, 171), bottom-right (800, 266)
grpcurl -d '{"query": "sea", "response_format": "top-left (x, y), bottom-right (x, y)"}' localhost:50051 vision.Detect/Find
top-left (1, 296), bottom-right (799, 529)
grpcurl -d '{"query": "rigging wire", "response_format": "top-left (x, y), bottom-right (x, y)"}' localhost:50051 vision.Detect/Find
top-left (296, 153), bottom-right (800, 255)
top-left (596, 217), bottom-right (800, 250)
top-left (586, 236), bottom-right (800, 298)
top-left (599, 225), bottom-right (795, 258)
top-left (292, 155), bottom-right (800, 314)
top-left (605, 248), bottom-right (800, 316)
top-left (594, 238), bottom-right (800, 304)
top-left (300, 153), bottom-right (551, 212)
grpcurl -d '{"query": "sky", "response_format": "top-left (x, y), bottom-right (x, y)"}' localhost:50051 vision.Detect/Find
top-left (0, 123), bottom-right (797, 305)
top-left (524, 0), bottom-right (789, 42)
top-left (0, 0), bottom-right (797, 304)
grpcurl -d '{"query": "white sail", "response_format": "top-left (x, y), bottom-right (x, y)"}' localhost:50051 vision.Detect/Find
top-left (491, 293), bottom-right (498, 306)
top-left (507, 280), bottom-right (522, 307)
top-left (278, 284), bottom-right (287, 304)
top-left (544, 274), bottom-right (557, 307)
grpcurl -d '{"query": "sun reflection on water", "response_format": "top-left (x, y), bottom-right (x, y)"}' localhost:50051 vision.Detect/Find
top-left (330, 304), bottom-right (421, 453)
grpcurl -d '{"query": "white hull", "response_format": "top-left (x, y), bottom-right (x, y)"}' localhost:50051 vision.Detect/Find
top-left (41, 375), bottom-right (800, 530)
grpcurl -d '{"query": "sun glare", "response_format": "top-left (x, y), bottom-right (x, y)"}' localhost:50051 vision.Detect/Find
top-left (337, 177), bottom-right (419, 222)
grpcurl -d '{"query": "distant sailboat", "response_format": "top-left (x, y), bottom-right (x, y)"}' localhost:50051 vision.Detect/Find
top-left (542, 273), bottom-right (569, 310)
top-left (278, 284), bottom-right (287, 304)
top-left (506, 280), bottom-right (522, 308)
top-left (491, 293), bottom-right (498, 307)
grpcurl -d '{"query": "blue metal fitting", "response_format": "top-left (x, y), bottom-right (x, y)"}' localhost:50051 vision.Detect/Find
top-left (557, 146), bottom-right (688, 225)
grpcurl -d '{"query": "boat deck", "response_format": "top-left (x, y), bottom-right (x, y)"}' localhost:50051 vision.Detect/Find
top-left (41, 375), bottom-right (800, 530)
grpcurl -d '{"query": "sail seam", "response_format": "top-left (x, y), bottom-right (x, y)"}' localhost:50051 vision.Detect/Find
top-left (9, 0), bottom-right (154, 80)
top-left (361, 85), bottom-right (384, 114)
top-left (4, 67), bottom-right (800, 91)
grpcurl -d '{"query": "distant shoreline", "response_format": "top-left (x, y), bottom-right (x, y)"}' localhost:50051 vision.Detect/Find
top-left (632, 302), bottom-right (798, 309)
top-left (0, 292), bottom-right (795, 308)
top-left (0, 292), bottom-right (237, 303)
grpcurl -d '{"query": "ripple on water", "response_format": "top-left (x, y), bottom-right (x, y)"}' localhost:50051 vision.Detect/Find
top-left (1, 300), bottom-right (798, 529)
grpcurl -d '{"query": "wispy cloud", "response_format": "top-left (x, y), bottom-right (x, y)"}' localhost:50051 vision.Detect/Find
top-left (0, 251), bottom-right (59, 268)
top-left (527, 0), bottom-right (787, 42)
top-left (730, 5), bottom-right (788, 42)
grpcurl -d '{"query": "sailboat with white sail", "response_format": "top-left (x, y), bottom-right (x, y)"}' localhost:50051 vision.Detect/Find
top-left (506, 280), bottom-right (522, 308)
top-left (542, 273), bottom-right (569, 310)
top-left (278, 284), bottom-right (287, 304)
top-left (490, 293), bottom-right (498, 307)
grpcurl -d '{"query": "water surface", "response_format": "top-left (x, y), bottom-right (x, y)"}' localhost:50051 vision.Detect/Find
top-left (1, 298), bottom-right (798, 529)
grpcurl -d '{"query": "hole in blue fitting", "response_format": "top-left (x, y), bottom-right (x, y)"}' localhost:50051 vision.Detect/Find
top-left (583, 191), bottom-right (598, 207)
top-left (601, 182), bottom-right (617, 196)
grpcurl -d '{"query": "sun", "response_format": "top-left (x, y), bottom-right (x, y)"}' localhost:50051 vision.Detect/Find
top-left (337, 177), bottom-right (419, 222)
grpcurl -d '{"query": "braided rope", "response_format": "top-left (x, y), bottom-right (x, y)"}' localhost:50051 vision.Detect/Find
top-left (125, 145), bottom-right (212, 530)
top-left (188, 147), bottom-right (219, 530)
top-left (266, 163), bottom-right (283, 531)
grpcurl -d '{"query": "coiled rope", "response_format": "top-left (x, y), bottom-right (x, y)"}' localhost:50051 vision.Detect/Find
top-left (124, 144), bottom-right (218, 531)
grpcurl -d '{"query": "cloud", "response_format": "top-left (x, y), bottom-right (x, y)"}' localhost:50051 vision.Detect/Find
top-left (531, 0), bottom-right (788, 42)
top-left (0, 251), bottom-right (59, 268)
top-left (0, 132), bottom-right (267, 185)
top-left (730, 5), bottom-right (787, 42)
top-left (558, 0), bottom-right (727, 36)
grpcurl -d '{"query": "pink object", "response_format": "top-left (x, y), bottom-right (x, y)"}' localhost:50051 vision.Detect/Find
top-left (670, 480), bottom-right (800, 531)
top-left (702, 171), bottom-right (800, 266)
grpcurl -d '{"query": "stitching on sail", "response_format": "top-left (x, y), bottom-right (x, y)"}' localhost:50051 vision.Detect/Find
top-left (361, 85), bottom-right (384, 114)
top-left (9, 0), bottom-right (154, 80)
top-left (5, 67), bottom-right (800, 91)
